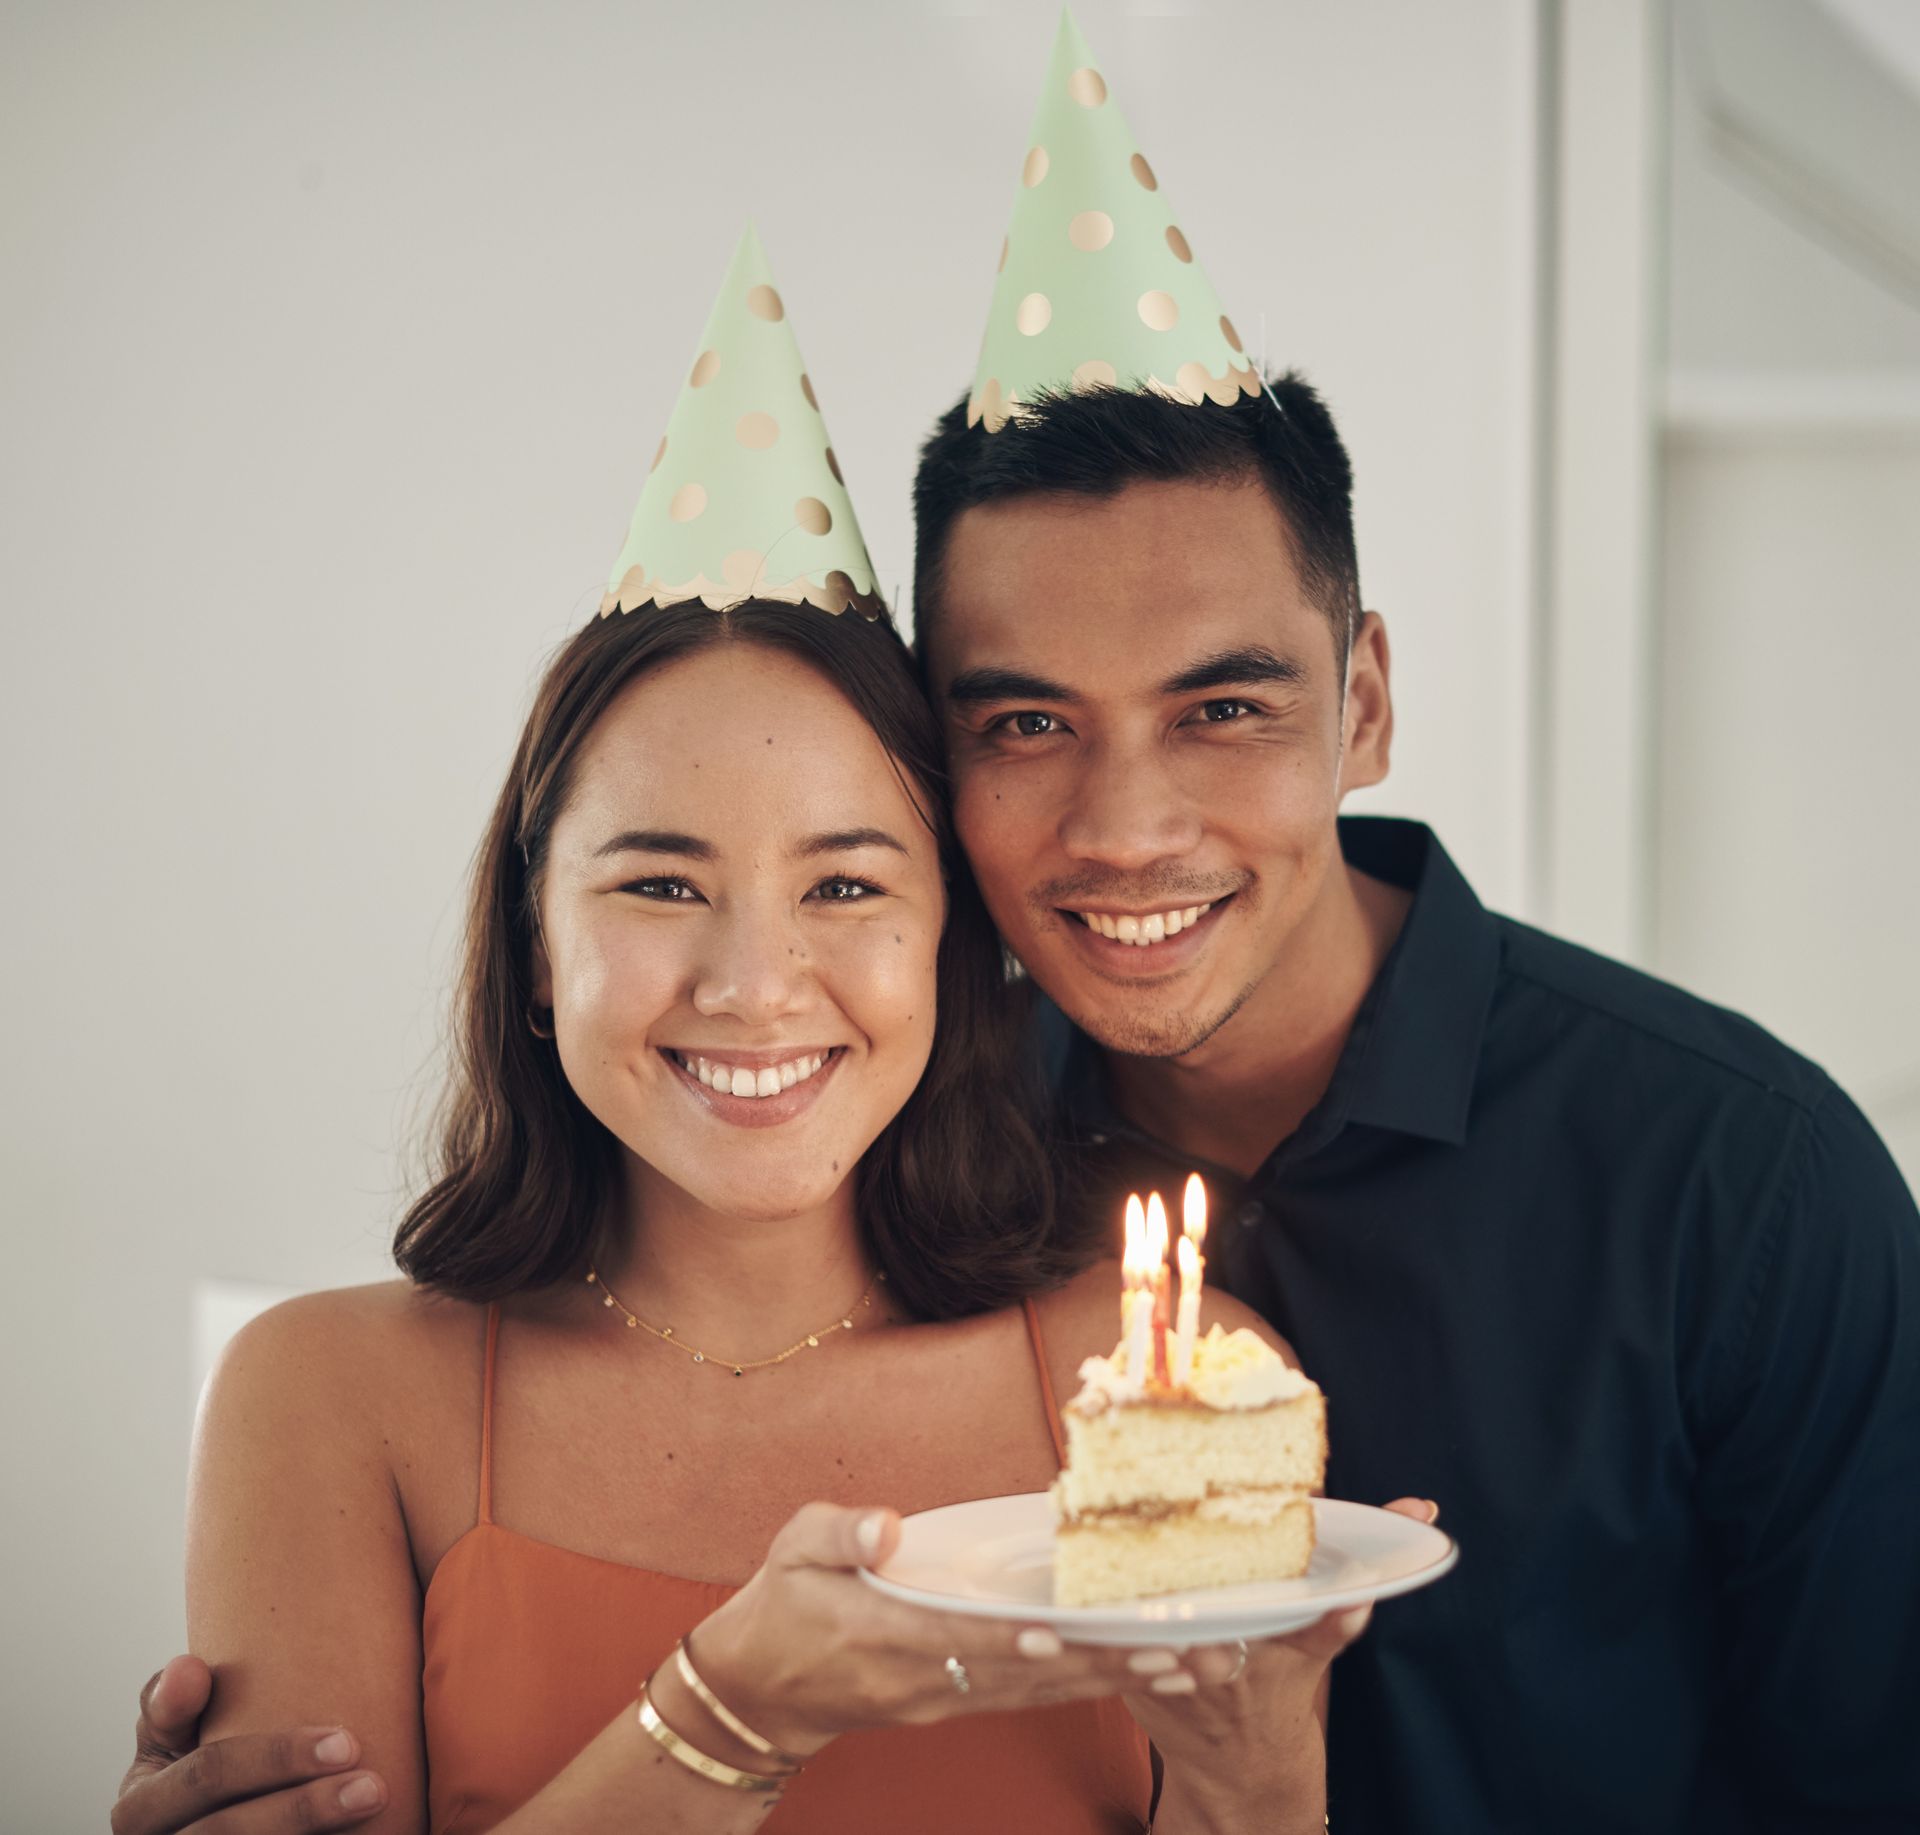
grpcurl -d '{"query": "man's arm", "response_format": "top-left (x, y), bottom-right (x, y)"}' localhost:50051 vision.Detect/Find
top-left (113, 1656), bottom-right (386, 1835)
top-left (1693, 1082), bottom-right (1920, 1828)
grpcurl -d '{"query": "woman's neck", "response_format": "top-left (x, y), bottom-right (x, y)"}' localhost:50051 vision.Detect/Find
top-left (587, 1160), bottom-right (881, 1365)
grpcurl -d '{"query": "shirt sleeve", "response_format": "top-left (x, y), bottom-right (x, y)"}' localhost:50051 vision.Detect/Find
top-left (1694, 1080), bottom-right (1920, 1828)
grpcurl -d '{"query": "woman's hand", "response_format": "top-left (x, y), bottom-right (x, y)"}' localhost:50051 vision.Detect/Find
top-left (677, 1501), bottom-right (1245, 1759)
top-left (1131, 1497), bottom-right (1441, 1835)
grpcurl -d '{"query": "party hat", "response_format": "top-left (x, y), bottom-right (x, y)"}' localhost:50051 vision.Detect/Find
top-left (602, 225), bottom-right (883, 619)
top-left (967, 10), bottom-right (1261, 433)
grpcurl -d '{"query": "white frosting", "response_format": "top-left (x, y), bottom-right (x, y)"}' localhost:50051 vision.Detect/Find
top-left (1069, 1323), bottom-right (1315, 1414)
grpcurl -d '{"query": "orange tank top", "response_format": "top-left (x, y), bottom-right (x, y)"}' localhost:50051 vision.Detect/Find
top-left (420, 1300), bottom-right (1153, 1835)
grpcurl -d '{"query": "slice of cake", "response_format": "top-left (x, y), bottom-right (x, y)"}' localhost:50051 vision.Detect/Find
top-left (1051, 1324), bottom-right (1326, 1608)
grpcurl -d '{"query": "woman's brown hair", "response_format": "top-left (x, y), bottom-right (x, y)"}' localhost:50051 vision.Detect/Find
top-left (394, 599), bottom-right (1086, 1320)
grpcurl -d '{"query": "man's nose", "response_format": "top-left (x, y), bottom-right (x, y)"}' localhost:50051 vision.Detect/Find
top-left (689, 905), bottom-right (809, 1025)
top-left (1056, 740), bottom-right (1203, 871)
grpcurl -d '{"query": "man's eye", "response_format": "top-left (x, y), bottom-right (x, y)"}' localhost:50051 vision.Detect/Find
top-left (810, 876), bottom-right (883, 903)
top-left (623, 877), bottom-right (701, 901)
top-left (1198, 699), bottom-right (1256, 723)
top-left (991, 710), bottom-right (1062, 738)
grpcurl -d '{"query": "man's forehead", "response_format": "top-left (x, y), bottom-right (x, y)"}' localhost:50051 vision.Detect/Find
top-left (928, 479), bottom-right (1327, 692)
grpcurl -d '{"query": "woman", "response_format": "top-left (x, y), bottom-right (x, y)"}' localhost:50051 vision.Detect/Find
top-left (176, 241), bottom-right (1352, 1835)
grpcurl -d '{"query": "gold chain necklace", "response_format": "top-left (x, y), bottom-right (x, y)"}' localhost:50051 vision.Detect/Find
top-left (585, 1266), bottom-right (886, 1377)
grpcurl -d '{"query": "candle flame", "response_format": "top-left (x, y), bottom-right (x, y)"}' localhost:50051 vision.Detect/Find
top-left (1123, 1192), bottom-right (1148, 1283)
top-left (1145, 1190), bottom-right (1169, 1266)
top-left (1183, 1171), bottom-right (1208, 1249)
top-left (1177, 1231), bottom-right (1199, 1279)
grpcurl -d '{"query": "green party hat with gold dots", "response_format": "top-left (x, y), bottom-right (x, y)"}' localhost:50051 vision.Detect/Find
top-left (602, 225), bottom-right (883, 620)
top-left (967, 9), bottom-right (1260, 433)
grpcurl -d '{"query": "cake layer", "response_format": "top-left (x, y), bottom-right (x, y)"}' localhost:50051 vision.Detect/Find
top-left (1057, 1389), bottom-right (1326, 1517)
top-left (1053, 1495), bottom-right (1315, 1607)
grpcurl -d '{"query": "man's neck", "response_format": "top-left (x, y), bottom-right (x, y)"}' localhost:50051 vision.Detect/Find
top-left (1100, 860), bottom-right (1412, 1180)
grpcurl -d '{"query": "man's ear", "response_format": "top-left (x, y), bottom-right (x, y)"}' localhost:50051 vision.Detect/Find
top-left (1338, 611), bottom-right (1394, 797)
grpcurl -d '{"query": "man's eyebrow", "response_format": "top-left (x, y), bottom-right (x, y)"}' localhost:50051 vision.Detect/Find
top-left (796, 827), bottom-right (909, 859)
top-left (944, 666), bottom-right (1079, 706)
top-left (1158, 647), bottom-right (1308, 696)
top-left (592, 829), bottom-right (716, 861)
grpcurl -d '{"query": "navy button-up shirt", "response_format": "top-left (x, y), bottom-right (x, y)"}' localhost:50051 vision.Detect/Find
top-left (1044, 817), bottom-right (1920, 1834)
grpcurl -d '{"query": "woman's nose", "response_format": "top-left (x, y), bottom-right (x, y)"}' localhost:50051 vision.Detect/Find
top-left (689, 907), bottom-right (810, 1024)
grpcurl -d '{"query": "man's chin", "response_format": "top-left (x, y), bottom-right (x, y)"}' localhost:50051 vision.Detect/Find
top-left (1051, 983), bottom-right (1253, 1062)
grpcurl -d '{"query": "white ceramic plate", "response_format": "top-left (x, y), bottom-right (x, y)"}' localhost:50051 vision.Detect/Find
top-left (861, 1494), bottom-right (1457, 1646)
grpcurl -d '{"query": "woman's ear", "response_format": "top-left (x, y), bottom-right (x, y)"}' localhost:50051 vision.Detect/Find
top-left (530, 927), bottom-right (553, 1008)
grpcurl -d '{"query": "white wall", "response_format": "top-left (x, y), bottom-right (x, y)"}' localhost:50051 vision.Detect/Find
top-left (0, 3), bottom-right (1551, 1822)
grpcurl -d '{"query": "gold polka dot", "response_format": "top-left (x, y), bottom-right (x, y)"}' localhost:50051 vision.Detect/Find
top-left (736, 411), bottom-right (779, 449)
top-left (1068, 66), bottom-right (1107, 107)
top-left (1130, 153), bottom-right (1157, 191)
top-left (800, 373), bottom-right (818, 410)
top-left (998, 235), bottom-right (1008, 274)
top-left (746, 285), bottom-right (784, 322)
top-left (1023, 145), bottom-right (1049, 188)
top-left (1068, 210), bottom-right (1114, 252)
top-left (649, 436), bottom-right (667, 472)
top-left (690, 349), bottom-right (721, 388)
top-left (794, 496), bottom-right (832, 536)
top-left (1073, 359), bottom-right (1117, 388)
top-left (1138, 290), bottom-right (1179, 332)
top-left (824, 569), bottom-right (856, 607)
top-left (617, 563), bottom-right (650, 610)
top-left (1221, 315), bottom-right (1244, 353)
top-left (975, 379), bottom-right (1003, 429)
top-left (1175, 361), bottom-right (1213, 403)
top-left (825, 446), bottom-right (843, 484)
top-left (1016, 292), bottom-right (1052, 336)
top-left (669, 483), bottom-right (707, 522)
top-left (723, 549), bottom-right (763, 591)
top-left (1166, 226), bottom-right (1193, 263)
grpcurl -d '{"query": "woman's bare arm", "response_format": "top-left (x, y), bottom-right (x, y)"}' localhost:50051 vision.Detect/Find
top-left (186, 1292), bottom-right (427, 1833)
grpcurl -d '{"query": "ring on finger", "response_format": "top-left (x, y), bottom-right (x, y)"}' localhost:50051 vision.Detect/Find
top-left (1225, 1638), bottom-right (1249, 1683)
top-left (944, 1655), bottom-right (972, 1696)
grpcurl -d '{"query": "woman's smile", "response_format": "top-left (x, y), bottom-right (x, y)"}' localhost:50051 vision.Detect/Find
top-left (661, 1044), bottom-right (847, 1128)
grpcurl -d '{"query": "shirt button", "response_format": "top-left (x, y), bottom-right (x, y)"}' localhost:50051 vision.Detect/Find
top-left (1238, 1203), bottom-right (1263, 1230)
top-left (1088, 1132), bottom-right (1108, 1146)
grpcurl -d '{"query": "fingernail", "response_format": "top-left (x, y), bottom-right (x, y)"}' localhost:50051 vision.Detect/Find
top-left (1422, 1500), bottom-right (1440, 1523)
top-left (337, 1775), bottom-right (382, 1812)
top-left (314, 1731), bottom-right (353, 1766)
top-left (855, 1512), bottom-right (885, 1559)
top-left (1150, 1672), bottom-right (1198, 1695)
top-left (1333, 1606), bottom-right (1372, 1640)
top-left (1126, 1649), bottom-right (1178, 1675)
top-left (1017, 1627), bottom-right (1064, 1658)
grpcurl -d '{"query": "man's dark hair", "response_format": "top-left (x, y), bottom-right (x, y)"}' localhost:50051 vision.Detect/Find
top-left (911, 372), bottom-right (1362, 664)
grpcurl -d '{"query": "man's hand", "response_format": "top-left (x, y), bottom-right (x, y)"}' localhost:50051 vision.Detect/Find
top-left (113, 1655), bottom-right (387, 1834)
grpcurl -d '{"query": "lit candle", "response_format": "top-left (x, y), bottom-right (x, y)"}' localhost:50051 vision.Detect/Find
top-left (1174, 1173), bottom-right (1208, 1386)
top-left (1122, 1193), bottom-right (1152, 1384)
top-left (1146, 1191), bottom-right (1171, 1387)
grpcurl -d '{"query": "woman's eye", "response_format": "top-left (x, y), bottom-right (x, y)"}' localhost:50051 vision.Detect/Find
top-left (623, 877), bottom-right (701, 902)
top-left (811, 876), bottom-right (883, 903)
top-left (992, 710), bottom-right (1062, 738)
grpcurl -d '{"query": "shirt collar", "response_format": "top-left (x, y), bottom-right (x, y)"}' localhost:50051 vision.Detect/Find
top-left (1051, 817), bottom-right (1500, 1156)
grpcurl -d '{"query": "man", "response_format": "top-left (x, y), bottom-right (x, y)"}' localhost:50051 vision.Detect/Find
top-left (911, 373), bottom-right (1920, 1832)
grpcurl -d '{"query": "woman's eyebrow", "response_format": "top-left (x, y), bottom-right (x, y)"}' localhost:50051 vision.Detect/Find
top-left (592, 829), bottom-right (716, 860)
top-left (795, 827), bottom-right (909, 858)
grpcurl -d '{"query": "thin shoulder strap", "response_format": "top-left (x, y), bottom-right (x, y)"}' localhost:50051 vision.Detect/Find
top-left (1022, 1297), bottom-right (1069, 1469)
top-left (476, 1302), bottom-right (501, 1526)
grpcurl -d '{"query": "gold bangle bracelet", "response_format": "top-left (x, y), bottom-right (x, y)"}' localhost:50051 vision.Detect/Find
top-left (677, 1635), bottom-right (810, 1770)
top-left (635, 1686), bottom-right (789, 1795)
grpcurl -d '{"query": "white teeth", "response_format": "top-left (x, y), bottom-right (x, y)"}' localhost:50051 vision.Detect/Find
top-left (677, 1050), bottom-right (832, 1098)
top-left (1074, 901), bottom-right (1216, 946)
